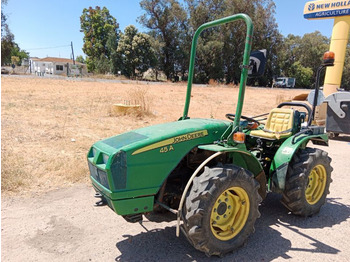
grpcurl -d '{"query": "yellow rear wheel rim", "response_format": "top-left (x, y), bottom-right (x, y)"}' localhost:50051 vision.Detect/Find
top-left (210, 187), bottom-right (250, 241)
top-left (305, 164), bottom-right (327, 205)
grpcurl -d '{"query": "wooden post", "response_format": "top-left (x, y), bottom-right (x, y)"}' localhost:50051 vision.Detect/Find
top-left (71, 41), bottom-right (75, 65)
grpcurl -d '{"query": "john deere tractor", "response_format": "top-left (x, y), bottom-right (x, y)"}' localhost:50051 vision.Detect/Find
top-left (87, 14), bottom-right (333, 257)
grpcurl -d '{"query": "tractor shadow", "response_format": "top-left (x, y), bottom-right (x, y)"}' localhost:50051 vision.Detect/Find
top-left (115, 194), bottom-right (350, 262)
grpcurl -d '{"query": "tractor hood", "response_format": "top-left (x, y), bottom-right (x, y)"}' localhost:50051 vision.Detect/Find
top-left (88, 118), bottom-right (230, 198)
top-left (91, 118), bottom-right (230, 156)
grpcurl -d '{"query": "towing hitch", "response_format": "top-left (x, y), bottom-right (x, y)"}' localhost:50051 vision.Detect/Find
top-left (94, 192), bottom-right (107, 207)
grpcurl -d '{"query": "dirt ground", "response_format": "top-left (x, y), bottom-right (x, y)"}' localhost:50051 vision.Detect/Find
top-left (1, 75), bottom-right (302, 193)
top-left (2, 76), bottom-right (350, 261)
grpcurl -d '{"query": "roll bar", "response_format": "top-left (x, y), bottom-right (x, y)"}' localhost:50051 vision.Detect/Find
top-left (182, 14), bottom-right (254, 130)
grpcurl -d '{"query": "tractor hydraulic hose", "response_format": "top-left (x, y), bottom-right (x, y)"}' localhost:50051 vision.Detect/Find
top-left (292, 129), bottom-right (311, 144)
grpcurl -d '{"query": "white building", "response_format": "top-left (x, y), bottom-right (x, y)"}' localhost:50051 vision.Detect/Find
top-left (29, 57), bottom-right (87, 76)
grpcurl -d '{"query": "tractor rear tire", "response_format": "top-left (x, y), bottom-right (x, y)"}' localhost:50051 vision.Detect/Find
top-left (182, 165), bottom-right (261, 257)
top-left (282, 148), bottom-right (332, 217)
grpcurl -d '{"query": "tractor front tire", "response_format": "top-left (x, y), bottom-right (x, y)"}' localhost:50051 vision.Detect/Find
top-left (282, 148), bottom-right (332, 217)
top-left (182, 165), bottom-right (261, 257)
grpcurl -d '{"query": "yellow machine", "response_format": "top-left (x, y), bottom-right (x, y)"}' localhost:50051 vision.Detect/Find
top-left (304, 0), bottom-right (350, 95)
top-left (304, 0), bottom-right (350, 126)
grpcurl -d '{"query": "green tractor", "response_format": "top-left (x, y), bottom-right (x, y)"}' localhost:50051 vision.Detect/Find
top-left (87, 14), bottom-right (333, 257)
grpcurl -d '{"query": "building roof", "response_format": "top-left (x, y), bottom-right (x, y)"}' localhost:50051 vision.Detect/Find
top-left (38, 57), bottom-right (85, 65)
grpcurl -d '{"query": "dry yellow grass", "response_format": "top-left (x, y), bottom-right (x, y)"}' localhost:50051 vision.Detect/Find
top-left (1, 76), bottom-right (304, 194)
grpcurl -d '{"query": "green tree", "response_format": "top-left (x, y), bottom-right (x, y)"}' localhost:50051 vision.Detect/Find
top-left (11, 43), bottom-right (29, 64)
top-left (139, 0), bottom-right (189, 80)
top-left (1, 0), bottom-right (28, 65)
top-left (106, 30), bottom-right (121, 75)
top-left (146, 34), bottom-right (165, 80)
top-left (1, 0), bottom-right (14, 65)
top-left (117, 25), bottom-right (156, 78)
top-left (278, 31), bottom-right (329, 87)
top-left (290, 61), bottom-right (313, 88)
top-left (278, 34), bottom-right (302, 78)
top-left (1, 34), bottom-right (14, 65)
top-left (184, 0), bottom-right (225, 83)
top-left (194, 38), bottom-right (225, 83)
top-left (185, 0), bottom-right (281, 85)
top-left (248, 0), bottom-right (283, 86)
top-left (95, 54), bottom-right (111, 74)
top-left (298, 31), bottom-right (329, 76)
top-left (75, 55), bottom-right (85, 64)
top-left (80, 6), bottom-right (119, 73)
top-left (281, 32), bottom-right (329, 77)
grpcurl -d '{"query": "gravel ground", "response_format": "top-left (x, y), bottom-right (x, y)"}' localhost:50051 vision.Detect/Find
top-left (2, 136), bottom-right (350, 262)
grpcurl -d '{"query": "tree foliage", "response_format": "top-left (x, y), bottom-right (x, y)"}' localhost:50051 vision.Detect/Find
top-left (138, 0), bottom-right (189, 80)
top-left (2, 0), bottom-right (15, 65)
top-left (139, 0), bottom-right (281, 84)
top-left (290, 61), bottom-right (313, 88)
top-left (80, 6), bottom-right (120, 73)
top-left (75, 55), bottom-right (85, 64)
top-left (299, 31), bottom-right (329, 75)
top-left (78, 1), bottom-right (348, 89)
top-left (1, 0), bottom-right (28, 65)
top-left (117, 25), bottom-right (156, 78)
top-left (279, 32), bottom-right (330, 88)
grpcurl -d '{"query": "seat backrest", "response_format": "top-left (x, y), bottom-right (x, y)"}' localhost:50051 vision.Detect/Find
top-left (265, 108), bottom-right (294, 133)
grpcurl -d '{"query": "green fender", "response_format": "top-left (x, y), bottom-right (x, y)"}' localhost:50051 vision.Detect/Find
top-left (269, 133), bottom-right (328, 192)
top-left (198, 144), bottom-right (264, 176)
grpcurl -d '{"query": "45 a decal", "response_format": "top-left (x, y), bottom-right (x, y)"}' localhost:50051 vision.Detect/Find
top-left (160, 145), bottom-right (174, 153)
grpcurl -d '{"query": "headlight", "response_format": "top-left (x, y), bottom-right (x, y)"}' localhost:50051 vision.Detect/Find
top-left (110, 150), bottom-right (127, 190)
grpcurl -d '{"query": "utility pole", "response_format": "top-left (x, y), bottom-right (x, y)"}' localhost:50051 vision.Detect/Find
top-left (71, 41), bottom-right (75, 65)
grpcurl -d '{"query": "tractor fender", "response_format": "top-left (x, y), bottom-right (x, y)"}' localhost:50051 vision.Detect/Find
top-left (198, 144), bottom-right (267, 199)
top-left (198, 144), bottom-right (264, 176)
top-left (269, 133), bottom-right (328, 193)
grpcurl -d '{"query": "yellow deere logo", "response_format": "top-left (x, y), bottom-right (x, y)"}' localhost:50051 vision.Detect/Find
top-left (132, 130), bottom-right (209, 155)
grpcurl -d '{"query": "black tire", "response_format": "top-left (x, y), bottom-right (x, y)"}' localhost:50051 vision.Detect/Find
top-left (182, 165), bottom-right (261, 257)
top-left (282, 148), bottom-right (332, 217)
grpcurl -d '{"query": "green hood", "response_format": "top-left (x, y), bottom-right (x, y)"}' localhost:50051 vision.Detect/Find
top-left (93, 118), bottom-right (230, 156)
top-left (88, 118), bottom-right (230, 199)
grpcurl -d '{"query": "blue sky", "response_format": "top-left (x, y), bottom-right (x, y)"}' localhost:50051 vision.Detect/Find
top-left (3, 0), bottom-right (334, 59)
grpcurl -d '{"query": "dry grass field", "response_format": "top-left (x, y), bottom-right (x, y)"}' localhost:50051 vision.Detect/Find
top-left (3, 76), bottom-right (350, 262)
top-left (1, 76), bottom-right (304, 194)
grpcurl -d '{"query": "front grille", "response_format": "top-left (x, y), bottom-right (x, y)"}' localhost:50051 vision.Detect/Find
top-left (88, 161), bottom-right (109, 190)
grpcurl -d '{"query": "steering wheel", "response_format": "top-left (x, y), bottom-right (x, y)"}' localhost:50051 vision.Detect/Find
top-left (225, 113), bottom-right (260, 126)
